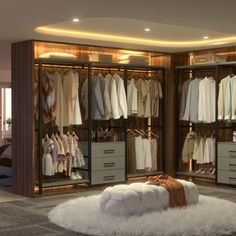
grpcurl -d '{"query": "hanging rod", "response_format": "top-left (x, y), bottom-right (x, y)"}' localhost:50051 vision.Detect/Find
top-left (34, 64), bottom-right (84, 70)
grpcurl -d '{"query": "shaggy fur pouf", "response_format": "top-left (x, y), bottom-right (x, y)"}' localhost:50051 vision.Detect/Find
top-left (48, 194), bottom-right (236, 236)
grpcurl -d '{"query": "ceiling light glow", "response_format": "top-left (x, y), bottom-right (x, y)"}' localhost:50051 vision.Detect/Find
top-left (35, 26), bottom-right (236, 48)
top-left (145, 28), bottom-right (151, 32)
top-left (72, 18), bottom-right (80, 23)
top-left (203, 36), bottom-right (209, 39)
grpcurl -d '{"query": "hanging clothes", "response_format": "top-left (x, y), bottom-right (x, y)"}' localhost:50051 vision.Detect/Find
top-left (143, 138), bottom-right (152, 169)
top-left (179, 79), bottom-right (191, 120)
top-left (81, 78), bottom-right (89, 119)
top-left (92, 76), bottom-right (105, 120)
top-left (113, 73), bottom-right (128, 119)
top-left (63, 71), bottom-right (82, 126)
top-left (72, 135), bottom-right (85, 168)
top-left (71, 72), bottom-right (82, 125)
top-left (108, 74), bottom-right (120, 119)
top-left (192, 137), bottom-right (205, 164)
top-left (182, 131), bottom-right (198, 163)
top-left (51, 135), bottom-right (60, 173)
top-left (127, 78), bottom-right (138, 116)
top-left (98, 73), bottom-right (112, 120)
top-left (218, 75), bottom-right (230, 120)
top-left (204, 138), bottom-right (216, 165)
top-left (60, 134), bottom-right (71, 176)
top-left (183, 78), bottom-right (200, 123)
top-left (56, 135), bottom-right (65, 173)
top-left (232, 79), bottom-right (236, 120)
top-left (144, 80), bottom-right (151, 118)
top-left (151, 80), bottom-right (163, 118)
top-left (135, 79), bottom-right (147, 117)
top-left (53, 71), bottom-right (64, 133)
top-left (135, 136), bottom-right (145, 170)
top-left (81, 77), bottom-right (105, 120)
top-left (224, 75), bottom-right (236, 120)
top-left (198, 77), bottom-right (216, 123)
top-left (42, 137), bottom-right (54, 176)
top-left (42, 72), bottom-right (55, 124)
top-left (127, 133), bottom-right (136, 174)
top-left (150, 138), bottom-right (158, 171)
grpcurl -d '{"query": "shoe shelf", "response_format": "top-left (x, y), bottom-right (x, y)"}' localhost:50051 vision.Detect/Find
top-left (177, 171), bottom-right (216, 180)
top-left (39, 178), bottom-right (90, 188)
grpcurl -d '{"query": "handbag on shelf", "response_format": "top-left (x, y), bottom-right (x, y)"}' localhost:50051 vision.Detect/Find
top-left (96, 127), bottom-right (113, 142)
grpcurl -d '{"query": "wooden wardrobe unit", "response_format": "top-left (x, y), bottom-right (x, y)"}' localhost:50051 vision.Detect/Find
top-left (12, 40), bottom-right (174, 197)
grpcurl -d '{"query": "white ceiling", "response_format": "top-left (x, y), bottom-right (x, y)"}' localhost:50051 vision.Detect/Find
top-left (1, 0), bottom-right (236, 52)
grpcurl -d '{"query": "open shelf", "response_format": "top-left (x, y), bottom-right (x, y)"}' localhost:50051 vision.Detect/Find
top-left (177, 171), bottom-right (216, 180)
top-left (38, 179), bottom-right (90, 188)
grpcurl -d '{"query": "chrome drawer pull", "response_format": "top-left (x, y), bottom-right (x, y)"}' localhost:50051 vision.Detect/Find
top-left (104, 149), bottom-right (115, 154)
top-left (229, 151), bottom-right (236, 158)
top-left (104, 162), bottom-right (115, 167)
top-left (103, 175), bottom-right (115, 181)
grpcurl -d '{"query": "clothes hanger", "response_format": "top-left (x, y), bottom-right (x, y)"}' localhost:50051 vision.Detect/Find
top-left (127, 129), bottom-right (136, 135)
top-left (211, 130), bottom-right (215, 138)
top-left (44, 133), bottom-right (49, 140)
top-left (149, 130), bottom-right (159, 139)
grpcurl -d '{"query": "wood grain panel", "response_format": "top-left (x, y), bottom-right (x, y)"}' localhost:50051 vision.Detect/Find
top-left (12, 41), bottom-right (35, 197)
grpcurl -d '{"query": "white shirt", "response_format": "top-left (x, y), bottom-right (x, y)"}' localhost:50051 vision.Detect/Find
top-left (108, 75), bottom-right (120, 119)
top-left (218, 76), bottom-right (230, 120)
top-left (113, 74), bottom-right (128, 119)
top-left (224, 76), bottom-right (236, 120)
top-left (127, 78), bottom-right (138, 116)
top-left (198, 77), bottom-right (216, 123)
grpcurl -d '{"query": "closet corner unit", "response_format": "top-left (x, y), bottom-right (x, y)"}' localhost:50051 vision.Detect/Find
top-left (175, 62), bottom-right (236, 187)
top-left (12, 40), bottom-right (167, 197)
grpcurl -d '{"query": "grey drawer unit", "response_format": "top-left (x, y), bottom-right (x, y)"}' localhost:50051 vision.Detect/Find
top-left (92, 156), bottom-right (125, 171)
top-left (218, 142), bottom-right (236, 157)
top-left (91, 169), bottom-right (125, 185)
top-left (78, 142), bottom-right (125, 185)
top-left (218, 158), bottom-right (236, 171)
top-left (79, 142), bottom-right (125, 158)
top-left (218, 170), bottom-right (236, 185)
top-left (217, 142), bottom-right (236, 185)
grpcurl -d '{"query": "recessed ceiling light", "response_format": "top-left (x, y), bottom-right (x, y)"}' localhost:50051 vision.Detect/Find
top-left (72, 18), bottom-right (80, 23)
top-left (203, 36), bottom-right (209, 39)
top-left (145, 28), bottom-right (151, 32)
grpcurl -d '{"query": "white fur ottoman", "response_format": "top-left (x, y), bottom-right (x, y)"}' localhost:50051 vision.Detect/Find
top-left (100, 179), bottom-right (199, 216)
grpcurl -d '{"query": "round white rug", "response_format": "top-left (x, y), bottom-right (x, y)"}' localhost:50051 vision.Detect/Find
top-left (48, 194), bottom-right (236, 236)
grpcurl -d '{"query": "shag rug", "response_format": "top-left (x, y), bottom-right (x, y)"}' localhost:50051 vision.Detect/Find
top-left (48, 194), bottom-right (236, 236)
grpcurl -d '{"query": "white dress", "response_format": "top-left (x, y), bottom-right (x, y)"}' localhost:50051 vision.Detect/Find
top-left (72, 72), bottom-right (82, 125)
top-left (53, 71), bottom-right (64, 133)
top-left (42, 138), bottom-right (54, 176)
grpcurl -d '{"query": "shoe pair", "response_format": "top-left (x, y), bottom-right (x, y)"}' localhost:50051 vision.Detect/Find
top-left (70, 171), bottom-right (82, 180)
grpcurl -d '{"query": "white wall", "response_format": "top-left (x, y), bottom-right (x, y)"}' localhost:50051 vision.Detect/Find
top-left (0, 43), bottom-right (11, 83)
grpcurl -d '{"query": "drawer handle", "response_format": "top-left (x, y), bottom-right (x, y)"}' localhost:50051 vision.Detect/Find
top-left (104, 149), bottom-right (115, 154)
top-left (229, 164), bottom-right (236, 172)
top-left (103, 175), bottom-right (115, 181)
top-left (229, 151), bottom-right (236, 158)
top-left (229, 177), bottom-right (236, 180)
top-left (104, 162), bottom-right (115, 167)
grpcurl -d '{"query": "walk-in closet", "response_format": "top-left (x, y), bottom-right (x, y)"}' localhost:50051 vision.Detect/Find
top-left (175, 61), bottom-right (236, 186)
top-left (12, 40), bottom-right (169, 196)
